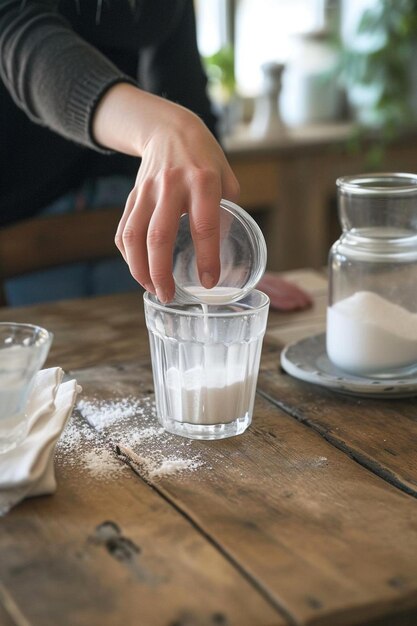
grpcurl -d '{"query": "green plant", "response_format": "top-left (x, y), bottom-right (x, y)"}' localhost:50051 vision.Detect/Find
top-left (337, 0), bottom-right (417, 167)
top-left (203, 45), bottom-right (236, 104)
top-left (341, 0), bottom-right (417, 134)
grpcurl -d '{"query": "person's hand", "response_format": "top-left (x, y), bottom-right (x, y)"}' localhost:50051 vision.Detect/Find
top-left (93, 84), bottom-right (239, 303)
top-left (117, 112), bottom-right (239, 303)
top-left (257, 273), bottom-right (313, 311)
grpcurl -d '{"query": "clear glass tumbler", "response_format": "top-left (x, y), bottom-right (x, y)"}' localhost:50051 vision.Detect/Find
top-left (327, 173), bottom-right (417, 378)
top-left (0, 323), bottom-right (53, 453)
top-left (144, 290), bottom-right (269, 439)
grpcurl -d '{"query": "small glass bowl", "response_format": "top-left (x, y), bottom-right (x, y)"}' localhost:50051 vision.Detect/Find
top-left (172, 199), bottom-right (267, 306)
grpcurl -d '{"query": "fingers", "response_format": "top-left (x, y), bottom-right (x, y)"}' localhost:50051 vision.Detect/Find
top-left (116, 177), bottom-right (183, 301)
top-left (114, 187), bottom-right (136, 263)
top-left (146, 185), bottom-right (183, 303)
top-left (257, 274), bottom-right (313, 311)
top-left (188, 169), bottom-right (222, 289)
top-left (115, 135), bottom-right (238, 301)
top-left (118, 181), bottom-right (156, 294)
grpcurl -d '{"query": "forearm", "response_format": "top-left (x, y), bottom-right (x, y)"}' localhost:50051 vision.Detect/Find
top-left (92, 82), bottom-right (205, 157)
top-left (0, 0), bottom-right (136, 149)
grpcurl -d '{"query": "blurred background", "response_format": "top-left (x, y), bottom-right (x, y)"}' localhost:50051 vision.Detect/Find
top-left (195, 0), bottom-right (417, 137)
top-left (192, 0), bottom-right (417, 273)
top-left (2, 0), bottom-right (417, 307)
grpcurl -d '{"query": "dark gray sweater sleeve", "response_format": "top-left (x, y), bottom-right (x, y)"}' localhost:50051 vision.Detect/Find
top-left (0, 0), bottom-right (137, 149)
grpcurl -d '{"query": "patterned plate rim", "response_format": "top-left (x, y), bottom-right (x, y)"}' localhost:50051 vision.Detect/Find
top-left (280, 333), bottom-right (417, 398)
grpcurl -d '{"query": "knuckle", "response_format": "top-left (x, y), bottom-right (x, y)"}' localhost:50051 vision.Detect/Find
top-left (122, 226), bottom-right (137, 247)
top-left (158, 167), bottom-right (180, 187)
top-left (189, 167), bottom-right (218, 188)
top-left (139, 177), bottom-right (154, 195)
top-left (147, 227), bottom-right (171, 248)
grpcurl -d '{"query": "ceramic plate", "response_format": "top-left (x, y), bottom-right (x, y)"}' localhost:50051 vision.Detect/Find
top-left (280, 333), bottom-right (417, 398)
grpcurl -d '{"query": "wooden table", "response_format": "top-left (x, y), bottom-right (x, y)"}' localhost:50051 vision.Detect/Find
top-left (0, 270), bottom-right (416, 626)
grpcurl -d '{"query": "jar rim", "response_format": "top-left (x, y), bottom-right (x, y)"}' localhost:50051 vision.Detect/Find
top-left (337, 173), bottom-right (417, 195)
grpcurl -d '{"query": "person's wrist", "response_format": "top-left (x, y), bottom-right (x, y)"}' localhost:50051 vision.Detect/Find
top-left (137, 102), bottom-right (202, 154)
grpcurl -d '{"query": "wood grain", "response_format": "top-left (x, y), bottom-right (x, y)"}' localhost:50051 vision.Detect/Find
top-left (261, 271), bottom-right (417, 498)
top-left (258, 346), bottom-right (417, 498)
top-left (0, 409), bottom-right (282, 626)
top-left (1, 270), bottom-right (416, 626)
top-left (73, 361), bottom-right (417, 626)
top-left (0, 292), bottom-right (147, 370)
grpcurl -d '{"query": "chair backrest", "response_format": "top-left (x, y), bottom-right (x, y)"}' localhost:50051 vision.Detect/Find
top-left (0, 207), bottom-right (122, 306)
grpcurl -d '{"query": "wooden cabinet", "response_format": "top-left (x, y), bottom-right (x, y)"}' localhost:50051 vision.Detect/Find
top-left (226, 123), bottom-right (417, 271)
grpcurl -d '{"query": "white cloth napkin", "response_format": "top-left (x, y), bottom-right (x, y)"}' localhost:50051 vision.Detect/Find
top-left (0, 367), bottom-right (81, 515)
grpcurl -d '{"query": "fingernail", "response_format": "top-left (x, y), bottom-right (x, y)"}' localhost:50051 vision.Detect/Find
top-left (156, 289), bottom-right (167, 303)
top-left (157, 288), bottom-right (173, 304)
top-left (202, 272), bottom-right (216, 289)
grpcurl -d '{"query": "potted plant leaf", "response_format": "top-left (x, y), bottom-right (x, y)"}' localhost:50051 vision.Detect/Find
top-left (341, 0), bottom-right (417, 134)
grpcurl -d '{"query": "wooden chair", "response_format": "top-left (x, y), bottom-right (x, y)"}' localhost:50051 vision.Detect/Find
top-left (0, 207), bottom-right (123, 306)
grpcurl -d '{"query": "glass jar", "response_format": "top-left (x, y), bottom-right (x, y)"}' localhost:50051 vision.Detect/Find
top-left (327, 173), bottom-right (417, 378)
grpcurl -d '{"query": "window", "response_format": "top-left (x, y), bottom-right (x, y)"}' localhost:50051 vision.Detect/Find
top-left (196, 0), bottom-right (332, 96)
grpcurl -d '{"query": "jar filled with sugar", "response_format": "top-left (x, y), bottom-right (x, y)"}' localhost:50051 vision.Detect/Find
top-left (327, 173), bottom-right (417, 378)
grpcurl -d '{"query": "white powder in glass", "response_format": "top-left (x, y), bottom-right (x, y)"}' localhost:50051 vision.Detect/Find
top-left (186, 285), bottom-right (242, 305)
top-left (327, 291), bottom-right (417, 375)
top-left (166, 366), bottom-right (255, 424)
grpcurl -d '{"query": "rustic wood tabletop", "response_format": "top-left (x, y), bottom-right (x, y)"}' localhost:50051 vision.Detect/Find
top-left (0, 270), bottom-right (416, 626)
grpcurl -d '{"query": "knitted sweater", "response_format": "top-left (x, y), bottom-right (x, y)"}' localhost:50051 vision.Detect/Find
top-left (0, 0), bottom-right (217, 224)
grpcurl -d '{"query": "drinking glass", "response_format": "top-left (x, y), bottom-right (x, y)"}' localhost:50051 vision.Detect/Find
top-left (144, 290), bottom-right (269, 439)
top-left (0, 323), bottom-right (53, 453)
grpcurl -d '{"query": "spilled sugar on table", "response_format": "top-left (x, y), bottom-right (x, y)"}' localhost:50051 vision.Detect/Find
top-left (0, 269), bottom-right (416, 626)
